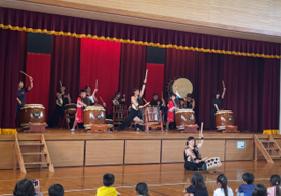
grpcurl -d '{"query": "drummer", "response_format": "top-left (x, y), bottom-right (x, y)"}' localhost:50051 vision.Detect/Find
top-left (150, 93), bottom-right (162, 106)
top-left (48, 84), bottom-right (71, 128)
top-left (210, 88), bottom-right (226, 131)
top-left (16, 77), bottom-right (33, 114)
top-left (184, 135), bottom-right (206, 171)
top-left (85, 85), bottom-right (98, 105)
top-left (112, 92), bottom-right (125, 106)
top-left (166, 93), bottom-right (179, 132)
top-left (179, 98), bottom-right (185, 109)
top-left (175, 87), bottom-right (195, 110)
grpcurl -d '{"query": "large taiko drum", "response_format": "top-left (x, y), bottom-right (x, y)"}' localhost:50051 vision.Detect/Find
top-left (84, 105), bottom-right (106, 129)
top-left (175, 109), bottom-right (195, 129)
top-left (20, 104), bottom-right (45, 127)
top-left (215, 110), bottom-right (234, 130)
top-left (167, 76), bottom-right (194, 98)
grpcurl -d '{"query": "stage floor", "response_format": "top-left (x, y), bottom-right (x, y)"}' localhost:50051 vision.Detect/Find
top-left (0, 161), bottom-right (280, 196)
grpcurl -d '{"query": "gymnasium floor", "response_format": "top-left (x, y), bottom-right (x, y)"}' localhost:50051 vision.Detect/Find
top-left (0, 161), bottom-right (280, 196)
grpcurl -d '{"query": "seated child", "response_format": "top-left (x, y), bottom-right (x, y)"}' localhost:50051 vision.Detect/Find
top-left (213, 174), bottom-right (233, 196)
top-left (235, 172), bottom-right (255, 196)
top-left (267, 175), bottom-right (281, 196)
top-left (252, 184), bottom-right (267, 196)
top-left (183, 172), bottom-right (208, 196)
top-left (135, 182), bottom-right (149, 196)
top-left (97, 173), bottom-right (121, 196)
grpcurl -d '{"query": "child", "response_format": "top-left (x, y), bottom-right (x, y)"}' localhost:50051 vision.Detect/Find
top-left (235, 172), bottom-right (255, 196)
top-left (252, 184), bottom-right (267, 196)
top-left (166, 93), bottom-right (179, 131)
top-left (179, 98), bottom-right (185, 109)
top-left (183, 172), bottom-right (208, 196)
top-left (213, 174), bottom-right (233, 196)
top-left (135, 182), bottom-right (149, 196)
top-left (70, 90), bottom-right (88, 132)
top-left (97, 173), bottom-right (121, 196)
top-left (267, 175), bottom-right (281, 196)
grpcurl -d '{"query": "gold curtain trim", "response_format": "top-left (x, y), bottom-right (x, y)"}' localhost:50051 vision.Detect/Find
top-left (0, 128), bottom-right (17, 135)
top-left (1, 24), bottom-right (280, 59)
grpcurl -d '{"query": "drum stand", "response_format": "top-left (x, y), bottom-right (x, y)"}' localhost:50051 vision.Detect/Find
top-left (24, 122), bottom-right (49, 133)
top-left (87, 124), bottom-right (112, 133)
top-left (181, 124), bottom-right (199, 133)
top-left (218, 125), bottom-right (240, 133)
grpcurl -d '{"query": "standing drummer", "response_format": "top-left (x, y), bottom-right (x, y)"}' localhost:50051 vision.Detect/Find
top-left (175, 87), bottom-right (195, 110)
top-left (16, 77), bottom-right (33, 114)
top-left (210, 88), bottom-right (226, 131)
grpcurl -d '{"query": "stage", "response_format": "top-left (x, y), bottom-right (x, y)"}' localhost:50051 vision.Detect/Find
top-left (1, 129), bottom-right (281, 170)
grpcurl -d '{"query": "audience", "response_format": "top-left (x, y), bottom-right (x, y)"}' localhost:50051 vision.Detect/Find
top-left (267, 175), bottom-right (281, 196)
top-left (135, 182), bottom-right (150, 196)
top-left (235, 172), bottom-right (255, 196)
top-left (183, 172), bottom-right (209, 196)
top-left (213, 174), bottom-right (233, 196)
top-left (97, 173), bottom-right (121, 196)
top-left (252, 184), bottom-right (267, 196)
top-left (48, 184), bottom-right (64, 196)
top-left (13, 178), bottom-right (36, 196)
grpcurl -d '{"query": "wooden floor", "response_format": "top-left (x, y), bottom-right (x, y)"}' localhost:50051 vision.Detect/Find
top-left (0, 161), bottom-right (280, 196)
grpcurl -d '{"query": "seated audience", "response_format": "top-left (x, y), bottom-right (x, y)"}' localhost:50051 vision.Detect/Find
top-left (252, 184), bottom-right (267, 196)
top-left (135, 182), bottom-right (150, 196)
top-left (13, 178), bottom-right (42, 196)
top-left (213, 174), bottom-right (233, 196)
top-left (48, 184), bottom-right (64, 196)
top-left (97, 173), bottom-right (121, 196)
top-left (183, 172), bottom-right (208, 196)
top-left (267, 175), bottom-right (281, 196)
top-left (235, 173), bottom-right (255, 196)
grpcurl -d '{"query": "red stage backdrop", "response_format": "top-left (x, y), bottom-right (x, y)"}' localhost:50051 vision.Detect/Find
top-left (80, 39), bottom-right (121, 113)
top-left (146, 63), bottom-right (165, 101)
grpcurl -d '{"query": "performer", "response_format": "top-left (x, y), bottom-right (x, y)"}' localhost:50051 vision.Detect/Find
top-left (157, 98), bottom-right (166, 122)
top-left (150, 93), bottom-right (161, 106)
top-left (210, 88), bottom-right (226, 131)
top-left (166, 93), bottom-right (179, 131)
top-left (118, 78), bottom-right (147, 131)
top-left (112, 92), bottom-right (125, 106)
top-left (85, 85), bottom-right (98, 105)
top-left (184, 135), bottom-right (206, 171)
top-left (16, 77), bottom-right (33, 114)
top-left (186, 94), bottom-right (195, 110)
top-left (179, 98), bottom-right (185, 109)
top-left (70, 90), bottom-right (89, 132)
top-left (48, 84), bottom-right (71, 128)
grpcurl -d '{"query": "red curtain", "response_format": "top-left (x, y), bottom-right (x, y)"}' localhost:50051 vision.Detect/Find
top-left (165, 48), bottom-right (280, 132)
top-left (26, 53), bottom-right (51, 119)
top-left (0, 7), bottom-right (280, 57)
top-left (80, 39), bottom-right (121, 112)
top-left (48, 35), bottom-right (80, 119)
top-left (119, 43), bottom-right (147, 105)
top-left (0, 29), bottom-right (22, 131)
top-left (146, 63), bottom-right (165, 100)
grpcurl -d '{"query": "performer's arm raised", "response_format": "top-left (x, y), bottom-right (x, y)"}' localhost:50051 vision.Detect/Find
top-left (27, 77), bottom-right (33, 91)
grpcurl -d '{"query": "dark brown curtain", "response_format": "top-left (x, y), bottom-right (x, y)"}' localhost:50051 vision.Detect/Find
top-left (0, 29), bottom-right (22, 130)
top-left (119, 43), bottom-right (147, 105)
top-left (0, 7), bottom-right (280, 57)
top-left (48, 35), bottom-right (81, 119)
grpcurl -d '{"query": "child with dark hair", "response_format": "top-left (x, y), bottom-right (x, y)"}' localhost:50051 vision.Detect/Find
top-left (97, 173), bottom-right (121, 196)
top-left (48, 184), bottom-right (64, 196)
top-left (135, 182), bottom-right (149, 196)
top-left (267, 175), bottom-right (281, 196)
top-left (213, 174), bottom-right (233, 196)
top-left (252, 184), bottom-right (267, 196)
top-left (235, 173), bottom-right (255, 196)
top-left (13, 178), bottom-right (36, 196)
top-left (183, 172), bottom-right (208, 196)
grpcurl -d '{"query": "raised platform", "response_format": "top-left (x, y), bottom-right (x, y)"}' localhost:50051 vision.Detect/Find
top-left (1, 129), bottom-right (280, 170)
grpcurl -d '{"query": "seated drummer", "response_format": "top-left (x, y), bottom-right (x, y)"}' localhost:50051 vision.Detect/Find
top-left (70, 90), bottom-right (91, 132)
top-left (16, 77), bottom-right (33, 114)
top-left (186, 93), bottom-right (195, 110)
top-left (112, 92), bottom-right (125, 106)
top-left (150, 93), bottom-right (161, 106)
top-left (48, 84), bottom-right (71, 128)
top-left (179, 98), bottom-right (185, 109)
top-left (85, 85), bottom-right (98, 105)
top-left (184, 135), bottom-right (206, 171)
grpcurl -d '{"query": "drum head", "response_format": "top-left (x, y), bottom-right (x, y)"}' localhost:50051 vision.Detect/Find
top-left (170, 77), bottom-right (194, 98)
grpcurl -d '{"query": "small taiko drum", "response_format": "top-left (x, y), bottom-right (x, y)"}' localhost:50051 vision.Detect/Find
top-left (175, 109), bottom-right (195, 129)
top-left (20, 104), bottom-right (45, 128)
top-left (144, 106), bottom-right (160, 123)
top-left (84, 105), bottom-right (106, 129)
top-left (205, 157), bottom-right (222, 171)
top-left (64, 103), bottom-right (77, 113)
top-left (215, 110), bottom-right (234, 130)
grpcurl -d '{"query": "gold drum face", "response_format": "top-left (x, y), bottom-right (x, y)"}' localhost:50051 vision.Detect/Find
top-left (175, 109), bottom-right (195, 129)
top-left (215, 110), bottom-right (234, 130)
top-left (20, 104), bottom-right (45, 127)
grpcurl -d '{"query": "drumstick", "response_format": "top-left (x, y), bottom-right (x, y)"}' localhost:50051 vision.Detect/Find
top-left (143, 102), bottom-right (150, 107)
top-left (201, 157), bottom-right (208, 162)
top-left (143, 98), bottom-right (148, 103)
top-left (99, 96), bottom-right (105, 104)
top-left (200, 122), bottom-right (203, 135)
top-left (95, 80), bottom-right (97, 89)
top-left (97, 79), bottom-right (98, 88)
top-left (19, 71), bottom-right (31, 78)
top-left (59, 80), bottom-right (62, 88)
top-left (222, 80), bottom-right (225, 88)
top-left (145, 69), bottom-right (148, 79)
top-left (161, 91), bottom-right (163, 99)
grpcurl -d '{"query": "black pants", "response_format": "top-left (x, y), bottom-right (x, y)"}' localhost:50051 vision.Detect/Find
top-left (184, 161), bottom-right (205, 171)
top-left (48, 105), bottom-right (64, 127)
top-left (210, 109), bottom-right (216, 130)
top-left (119, 109), bottom-right (138, 130)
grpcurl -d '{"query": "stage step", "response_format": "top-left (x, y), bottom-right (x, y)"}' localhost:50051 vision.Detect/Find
top-left (254, 135), bottom-right (281, 163)
top-left (14, 135), bottom-right (54, 173)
